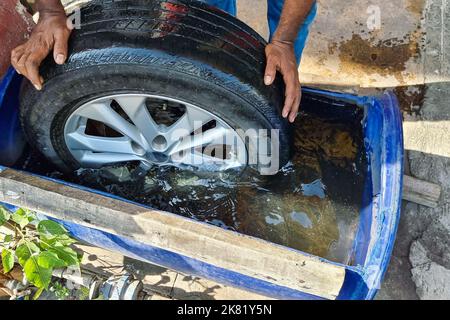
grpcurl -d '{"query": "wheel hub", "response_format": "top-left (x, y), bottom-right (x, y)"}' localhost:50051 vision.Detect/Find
top-left (151, 135), bottom-right (168, 152)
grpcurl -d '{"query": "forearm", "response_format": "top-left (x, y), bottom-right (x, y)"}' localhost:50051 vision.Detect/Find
top-left (36, 0), bottom-right (65, 15)
top-left (272, 0), bottom-right (315, 43)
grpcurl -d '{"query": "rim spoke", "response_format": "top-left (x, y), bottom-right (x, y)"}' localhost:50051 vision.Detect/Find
top-left (74, 151), bottom-right (145, 168)
top-left (168, 127), bottom-right (228, 155)
top-left (114, 96), bottom-right (160, 146)
top-left (163, 108), bottom-right (215, 146)
top-left (66, 131), bottom-right (139, 155)
top-left (76, 102), bottom-right (146, 148)
top-left (186, 107), bottom-right (215, 133)
top-left (163, 113), bottom-right (192, 146)
top-left (173, 150), bottom-right (241, 171)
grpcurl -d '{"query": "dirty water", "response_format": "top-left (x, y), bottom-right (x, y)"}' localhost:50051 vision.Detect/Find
top-left (16, 102), bottom-right (367, 265)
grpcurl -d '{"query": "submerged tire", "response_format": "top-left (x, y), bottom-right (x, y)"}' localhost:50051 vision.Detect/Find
top-left (20, 0), bottom-right (291, 174)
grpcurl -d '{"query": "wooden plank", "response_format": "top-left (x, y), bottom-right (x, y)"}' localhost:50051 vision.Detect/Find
top-left (0, 168), bottom-right (346, 299)
top-left (402, 175), bottom-right (441, 208)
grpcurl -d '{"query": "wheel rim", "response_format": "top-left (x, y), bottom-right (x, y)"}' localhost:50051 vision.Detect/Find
top-left (63, 94), bottom-right (248, 172)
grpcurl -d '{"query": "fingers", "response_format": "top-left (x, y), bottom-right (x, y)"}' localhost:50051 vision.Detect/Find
top-left (53, 30), bottom-right (70, 65)
top-left (281, 69), bottom-right (301, 123)
top-left (264, 56), bottom-right (277, 86)
top-left (265, 44), bottom-right (301, 123)
top-left (289, 90), bottom-right (302, 123)
top-left (11, 13), bottom-right (72, 91)
top-left (11, 42), bottom-right (49, 90)
top-left (11, 45), bottom-right (25, 75)
top-left (24, 52), bottom-right (45, 90)
top-left (17, 52), bottom-right (33, 82)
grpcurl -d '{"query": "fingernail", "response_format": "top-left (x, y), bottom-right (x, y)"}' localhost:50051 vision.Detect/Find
top-left (282, 110), bottom-right (288, 118)
top-left (264, 76), bottom-right (272, 85)
top-left (34, 84), bottom-right (42, 91)
top-left (56, 54), bottom-right (65, 65)
top-left (16, 70), bottom-right (21, 75)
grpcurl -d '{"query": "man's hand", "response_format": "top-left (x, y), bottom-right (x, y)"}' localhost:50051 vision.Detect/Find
top-left (11, 9), bottom-right (72, 90)
top-left (264, 40), bottom-right (301, 123)
top-left (263, 0), bottom-right (315, 123)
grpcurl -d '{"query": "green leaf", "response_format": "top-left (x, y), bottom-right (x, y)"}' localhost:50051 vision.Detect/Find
top-left (40, 235), bottom-right (77, 250)
top-left (11, 211), bottom-right (29, 229)
top-left (50, 282), bottom-right (70, 300)
top-left (24, 255), bottom-right (52, 289)
top-left (14, 208), bottom-right (27, 217)
top-left (39, 236), bottom-right (58, 250)
top-left (37, 251), bottom-right (67, 269)
top-left (3, 234), bottom-right (12, 243)
top-left (37, 220), bottom-right (68, 237)
top-left (33, 287), bottom-right (45, 300)
top-left (55, 234), bottom-right (77, 246)
top-left (48, 245), bottom-right (79, 266)
top-left (22, 208), bottom-right (35, 223)
top-left (1, 249), bottom-right (14, 273)
top-left (0, 206), bottom-right (11, 225)
top-left (15, 244), bottom-right (31, 267)
top-left (16, 241), bottom-right (40, 267)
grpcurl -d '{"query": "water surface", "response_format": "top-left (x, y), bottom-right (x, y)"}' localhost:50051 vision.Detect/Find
top-left (17, 100), bottom-right (367, 265)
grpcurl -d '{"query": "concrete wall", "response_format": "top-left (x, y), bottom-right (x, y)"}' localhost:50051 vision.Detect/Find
top-left (238, 0), bottom-right (449, 88)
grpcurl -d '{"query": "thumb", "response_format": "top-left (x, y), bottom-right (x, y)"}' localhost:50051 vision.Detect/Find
top-left (264, 57), bottom-right (277, 86)
top-left (53, 31), bottom-right (70, 65)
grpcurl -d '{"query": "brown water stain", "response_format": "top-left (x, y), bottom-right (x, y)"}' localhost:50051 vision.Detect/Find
top-left (334, 31), bottom-right (423, 85)
top-left (394, 84), bottom-right (427, 115)
top-left (405, 0), bottom-right (426, 18)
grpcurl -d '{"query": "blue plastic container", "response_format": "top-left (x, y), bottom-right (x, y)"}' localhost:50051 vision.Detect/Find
top-left (0, 68), bottom-right (26, 166)
top-left (0, 70), bottom-right (403, 300)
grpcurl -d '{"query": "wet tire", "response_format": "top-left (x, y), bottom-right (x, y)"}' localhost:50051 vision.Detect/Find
top-left (20, 0), bottom-right (291, 173)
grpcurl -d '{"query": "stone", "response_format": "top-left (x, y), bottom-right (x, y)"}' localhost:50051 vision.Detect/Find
top-left (410, 241), bottom-right (450, 300)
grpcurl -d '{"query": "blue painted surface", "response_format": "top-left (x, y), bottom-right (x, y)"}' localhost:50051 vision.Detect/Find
top-left (0, 70), bottom-right (403, 300)
top-left (361, 92), bottom-right (403, 299)
top-left (0, 67), bottom-right (26, 166)
top-left (336, 267), bottom-right (369, 300)
top-left (52, 217), bottom-right (325, 300)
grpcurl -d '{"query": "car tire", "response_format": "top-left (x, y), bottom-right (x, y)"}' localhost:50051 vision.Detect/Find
top-left (20, 0), bottom-right (291, 174)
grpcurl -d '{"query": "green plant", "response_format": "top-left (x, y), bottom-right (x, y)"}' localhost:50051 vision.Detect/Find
top-left (0, 205), bottom-right (81, 299)
top-left (50, 281), bottom-right (71, 300)
top-left (77, 286), bottom-right (90, 300)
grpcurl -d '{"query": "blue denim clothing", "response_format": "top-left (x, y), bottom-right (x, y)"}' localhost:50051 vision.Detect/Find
top-left (199, 0), bottom-right (317, 64)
